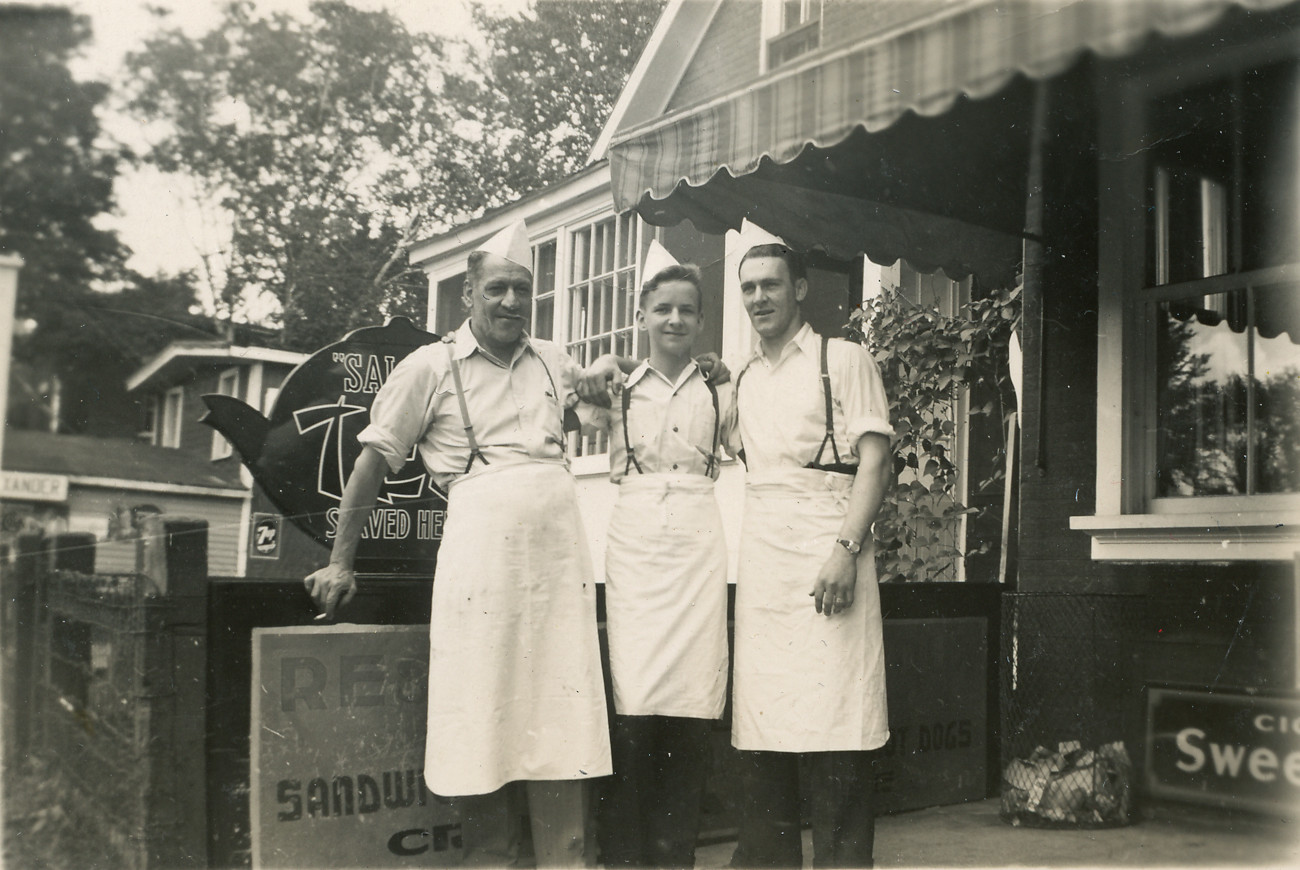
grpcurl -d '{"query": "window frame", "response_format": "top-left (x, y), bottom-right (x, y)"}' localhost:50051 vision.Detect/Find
top-left (159, 386), bottom-right (185, 449)
top-left (211, 368), bottom-right (240, 460)
top-left (561, 210), bottom-right (647, 461)
top-left (1077, 35), bottom-right (1300, 561)
top-left (761, 0), bottom-right (823, 72)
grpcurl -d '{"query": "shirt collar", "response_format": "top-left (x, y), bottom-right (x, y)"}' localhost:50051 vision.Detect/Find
top-left (452, 319), bottom-right (533, 364)
top-left (748, 321), bottom-right (817, 366)
top-left (630, 358), bottom-right (703, 392)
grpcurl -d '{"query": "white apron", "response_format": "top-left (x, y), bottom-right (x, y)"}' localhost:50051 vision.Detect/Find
top-left (732, 467), bottom-right (889, 753)
top-left (604, 473), bottom-right (728, 719)
top-left (424, 462), bottom-right (612, 796)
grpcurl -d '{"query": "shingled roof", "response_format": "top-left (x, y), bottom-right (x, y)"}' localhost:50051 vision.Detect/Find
top-left (2, 429), bottom-right (244, 491)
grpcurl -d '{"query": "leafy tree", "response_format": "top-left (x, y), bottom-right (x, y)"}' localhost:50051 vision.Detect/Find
top-left (464, 0), bottom-right (666, 204)
top-left (0, 7), bottom-right (207, 435)
top-left (21, 271), bottom-right (215, 436)
top-left (124, 0), bottom-right (465, 350)
top-left (1, 6), bottom-right (124, 428)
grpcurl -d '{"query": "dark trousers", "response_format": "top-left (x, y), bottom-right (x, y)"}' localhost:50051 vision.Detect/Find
top-left (598, 713), bottom-right (713, 868)
top-left (730, 750), bottom-right (875, 869)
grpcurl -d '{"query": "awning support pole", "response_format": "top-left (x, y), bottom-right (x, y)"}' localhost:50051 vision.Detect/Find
top-left (1023, 80), bottom-right (1050, 477)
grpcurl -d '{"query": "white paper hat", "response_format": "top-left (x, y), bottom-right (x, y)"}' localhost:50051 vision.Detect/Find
top-left (738, 218), bottom-right (789, 253)
top-left (641, 239), bottom-right (679, 281)
top-left (474, 219), bottom-right (531, 271)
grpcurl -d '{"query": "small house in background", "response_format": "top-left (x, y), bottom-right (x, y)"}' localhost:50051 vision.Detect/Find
top-left (1, 429), bottom-right (245, 573)
top-left (0, 339), bottom-right (324, 578)
top-left (123, 339), bottom-right (324, 578)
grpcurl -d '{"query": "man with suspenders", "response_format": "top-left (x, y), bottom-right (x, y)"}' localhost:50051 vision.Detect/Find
top-left (579, 241), bottom-right (736, 867)
top-left (726, 222), bottom-right (894, 868)
top-left (304, 220), bottom-right (611, 867)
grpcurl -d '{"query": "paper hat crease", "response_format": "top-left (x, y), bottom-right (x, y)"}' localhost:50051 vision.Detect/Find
top-left (474, 220), bottom-right (531, 270)
top-left (640, 239), bottom-right (680, 280)
top-left (738, 218), bottom-right (790, 252)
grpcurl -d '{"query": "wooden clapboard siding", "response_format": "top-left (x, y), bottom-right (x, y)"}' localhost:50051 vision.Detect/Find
top-left (69, 486), bottom-right (246, 576)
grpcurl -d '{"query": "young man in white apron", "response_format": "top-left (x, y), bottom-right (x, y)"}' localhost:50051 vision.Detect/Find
top-left (724, 223), bottom-right (894, 869)
top-left (579, 242), bottom-right (736, 868)
top-left (304, 220), bottom-right (612, 867)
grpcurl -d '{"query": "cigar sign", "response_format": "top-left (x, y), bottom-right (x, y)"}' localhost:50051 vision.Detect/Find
top-left (201, 318), bottom-right (445, 575)
top-left (1146, 687), bottom-right (1300, 813)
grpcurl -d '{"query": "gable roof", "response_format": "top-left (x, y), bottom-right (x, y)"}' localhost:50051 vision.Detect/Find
top-left (128, 341), bottom-right (308, 393)
top-left (590, 0), bottom-right (724, 161)
top-left (3, 429), bottom-right (245, 494)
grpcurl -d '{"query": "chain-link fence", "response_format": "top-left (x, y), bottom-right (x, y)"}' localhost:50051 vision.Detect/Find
top-left (1000, 593), bottom-right (1144, 828)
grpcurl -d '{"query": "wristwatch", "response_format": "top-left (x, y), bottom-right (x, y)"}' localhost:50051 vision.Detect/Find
top-left (835, 537), bottom-right (861, 555)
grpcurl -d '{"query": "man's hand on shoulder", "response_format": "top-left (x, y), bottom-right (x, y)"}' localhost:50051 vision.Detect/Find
top-left (696, 352), bottom-right (730, 385)
top-left (304, 563), bottom-right (358, 621)
top-left (577, 354), bottom-right (626, 407)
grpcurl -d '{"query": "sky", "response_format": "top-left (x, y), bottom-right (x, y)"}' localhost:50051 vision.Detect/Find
top-left (63, 0), bottom-right (528, 282)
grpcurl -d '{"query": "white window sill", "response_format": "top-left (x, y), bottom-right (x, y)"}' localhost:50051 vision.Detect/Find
top-left (1069, 511), bottom-right (1300, 562)
top-left (570, 453), bottom-right (610, 479)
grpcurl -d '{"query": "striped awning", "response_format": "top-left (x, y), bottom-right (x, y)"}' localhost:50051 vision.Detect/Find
top-left (608, 0), bottom-right (1297, 283)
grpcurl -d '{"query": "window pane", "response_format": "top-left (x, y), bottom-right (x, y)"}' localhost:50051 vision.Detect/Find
top-left (592, 278), bottom-right (605, 337)
top-left (783, 0), bottom-right (802, 28)
top-left (534, 241), bottom-right (557, 296)
top-left (572, 228), bottom-right (590, 283)
top-left (1253, 280), bottom-right (1300, 493)
top-left (1148, 76), bottom-right (1234, 285)
top-left (1155, 291), bottom-right (1250, 496)
top-left (533, 294), bottom-right (554, 342)
top-left (599, 219), bottom-right (615, 275)
top-left (1242, 61), bottom-right (1300, 271)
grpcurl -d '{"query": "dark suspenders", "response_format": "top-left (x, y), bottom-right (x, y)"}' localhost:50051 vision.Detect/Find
top-left (735, 335), bottom-right (857, 476)
top-left (446, 342), bottom-right (488, 473)
top-left (444, 338), bottom-right (566, 474)
top-left (621, 368), bottom-right (721, 477)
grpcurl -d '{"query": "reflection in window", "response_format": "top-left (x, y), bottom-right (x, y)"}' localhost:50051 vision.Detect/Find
top-left (1156, 281), bottom-right (1300, 496)
top-left (1147, 56), bottom-right (1299, 501)
top-left (1148, 59), bottom-right (1299, 285)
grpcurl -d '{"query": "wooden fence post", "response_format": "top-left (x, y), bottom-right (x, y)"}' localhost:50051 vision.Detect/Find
top-left (6, 533), bottom-right (46, 764)
top-left (138, 516), bottom-right (210, 869)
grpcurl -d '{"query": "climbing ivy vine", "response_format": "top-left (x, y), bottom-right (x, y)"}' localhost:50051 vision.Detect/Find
top-left (849, 282), bottom-right (1021, 583)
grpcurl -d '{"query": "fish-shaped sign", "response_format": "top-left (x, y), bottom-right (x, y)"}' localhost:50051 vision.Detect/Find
top-left (201, 318), bottom-right (445, 576)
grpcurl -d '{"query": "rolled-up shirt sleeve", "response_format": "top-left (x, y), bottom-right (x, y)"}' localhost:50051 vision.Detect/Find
top-left (835, 341), bottom-right (894, 458)
top-left (358, 346), bottom-right (444, 473)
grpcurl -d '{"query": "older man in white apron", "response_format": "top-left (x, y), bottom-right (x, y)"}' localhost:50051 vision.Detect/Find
top-left (725, 222), bottom-right (894, 869)
top-left (305, 220), bottom-right (611, 867)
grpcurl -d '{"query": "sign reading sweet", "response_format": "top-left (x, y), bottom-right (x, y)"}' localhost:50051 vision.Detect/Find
top-left (1146, 687), bottom-right (1300, 814)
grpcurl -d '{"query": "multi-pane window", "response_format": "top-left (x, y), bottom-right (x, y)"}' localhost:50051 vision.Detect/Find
top-left (768, 0), bottom-right (821, 68)
top-left (212, 369), bottom-right (239, 459)
top-left (566, 213), bottom-right (643, 457)
top-left (1144, 58), bottom-right (1300, 501)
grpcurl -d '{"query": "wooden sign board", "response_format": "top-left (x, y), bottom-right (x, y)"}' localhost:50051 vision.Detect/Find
top-left (877, 616), bottom-right (988, 812)
top-left (1146, 686), bottom-right (1300, 815)
top-left (251, 625), bottom-right (462, 868)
